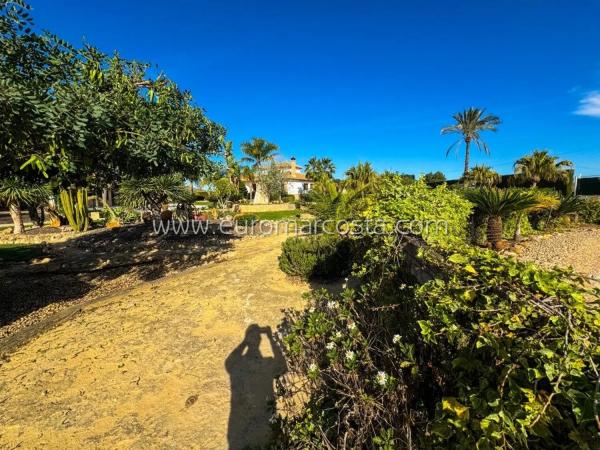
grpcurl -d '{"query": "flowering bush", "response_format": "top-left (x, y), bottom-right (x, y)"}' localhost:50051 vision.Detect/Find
top-left (275, 244), bottom-right (600, 448)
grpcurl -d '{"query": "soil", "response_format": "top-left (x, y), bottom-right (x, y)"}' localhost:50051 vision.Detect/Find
top-left (0, 233), bottom-right (308, 449)
top-left (514, 225), bottom-right (600, 280)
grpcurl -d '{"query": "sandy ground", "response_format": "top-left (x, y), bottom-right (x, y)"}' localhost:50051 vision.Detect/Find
top-left (516, 225), bottom-right (600, 280)
top-left (0, 234), bottom-right (308, 449)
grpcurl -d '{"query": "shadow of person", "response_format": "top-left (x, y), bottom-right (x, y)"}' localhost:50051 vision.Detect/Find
top-left (225, 324), bottom-right (286, 449)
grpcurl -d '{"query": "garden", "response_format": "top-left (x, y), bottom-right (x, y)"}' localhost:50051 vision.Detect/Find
top-left (1, 2), bottom-right (599, 449)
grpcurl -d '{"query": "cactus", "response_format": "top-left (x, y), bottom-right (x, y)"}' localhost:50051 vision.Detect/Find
top-left (59, 188), bottom-right (89, 232)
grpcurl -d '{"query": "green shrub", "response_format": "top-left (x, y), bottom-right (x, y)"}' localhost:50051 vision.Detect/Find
top-left (579, 197), bottom-right (600, 224)
top-left (365, 176), bottom-right (473, 248)
top-left (279, 234), bottom-right (354, 280)
top-left (502, 212), bottom-right (534, 239)
top-left (276, 246), bottom-right (600, 448)
top-left (282, 194), bottom-right (296, 203)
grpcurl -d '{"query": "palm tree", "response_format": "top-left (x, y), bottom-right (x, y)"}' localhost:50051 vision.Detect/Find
top-left (304, 157), bottom-right (336, 180)
top-left (441, 108), bottom-right (501, 177)
top-left (464, 188), bottom-right (538, 249)
top-left (514, 150), bottom-right (573, 188)
top-left (240, 138), bottom-right (279, 204)
top-left (345, 162), bottom-right (376, 190)
top-left (240, 138), bottom-right (279, 170)
top-left (0, 179), bottom-right (50, 234)
top-left (465, 164), bottom-right (501, 187)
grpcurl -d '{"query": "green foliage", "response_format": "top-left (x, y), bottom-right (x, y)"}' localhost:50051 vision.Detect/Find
top-left (209, 177), bottom-right (238, 206)
top-left (514, 150), bottom-right (573, 188)
top-left (441, 107), bottom-right (501, 176)
top-left (579, 198), bottom-right (600, 224)
top-left (422, 171), bottom-right (446, 184)
top-left (251, 209), bottom-right (299, 221)
top-left (304, 157), bottom-right (336, 181)
top-left (345, 161), bottom-right (376, 190)
top-left (465, 164), bottom-right (500, 187)
top-left (59, 187), bottom-right (88, 232)
top-left (0, 1), bottom-right (225, 188)
top-left (365, 175), bottom-right (472, 248)
top-left (282, 194), bottom-right (296, 203)
top-left (118, 174), bottom-right (188, 216)
top-left (276, 244), bottom-right (600, 448)
top-left (279, 235), bottom-right (354, 280)
top-left (502, 212), bottom-right (533, 239)
top-left (240, 137), bottom-right (278, 170)
top-left (0, 178), bottom-right (49, 207)
top-left (262, 163), bottom-right (286, 202)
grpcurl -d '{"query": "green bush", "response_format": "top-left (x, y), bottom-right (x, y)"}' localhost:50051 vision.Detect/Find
top-left (279, 234), bottom-right (354, 280)
top-left (579, 197), bottom-right (600, 224)
top-left (282, 194), bottom-right (296, 203)
top-left (365, 176), bottom-right (473, 248)
top-left (276, 246), bottom-right (600, 448)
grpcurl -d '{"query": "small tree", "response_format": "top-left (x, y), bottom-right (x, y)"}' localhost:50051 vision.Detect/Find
top-left (0, 178), bottom-right (50, 234)
top-left (464, 188), bottom-right (538, 249)
top-left (210, 177), bottom-right (238, 208)
top-left (262, 163), bottom-right (286, 202)
top-left (119, 174), bottom-right (189, 217)
top-left (422, 171), bottom-right (446, 184)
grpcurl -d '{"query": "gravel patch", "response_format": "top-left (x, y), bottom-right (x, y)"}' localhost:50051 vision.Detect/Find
top-left (515, 225), bottom-right (600, 281)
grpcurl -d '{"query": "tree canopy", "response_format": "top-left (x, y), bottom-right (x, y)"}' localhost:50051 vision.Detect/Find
top-left (0, 0), bottom-right (225, 190)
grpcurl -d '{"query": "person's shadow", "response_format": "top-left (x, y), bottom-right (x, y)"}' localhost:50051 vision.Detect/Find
top-left (225, 324), bottom-right (286, 449)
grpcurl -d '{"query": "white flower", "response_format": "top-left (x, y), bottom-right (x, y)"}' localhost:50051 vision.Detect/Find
top-left (347, 322), bottom-right (357, 331)
top-left (308, 363), bottom-right (318, 373)
top-left (326, 300), bottom-right (338, 309)
top-left (308, 307), bottom-right (315, 313)
top-left (375, 371), bottom-right (388, 386)
top-left (392, 334), bottom-right (401, 344)
top-left (335, 331), bottom-right (342, 339)
top-left (345, 350), bottom-right (355, 361)
top-left (342, 277), bottom-right (349, 289)
top-left (326, 342), bottom-right (335, 350)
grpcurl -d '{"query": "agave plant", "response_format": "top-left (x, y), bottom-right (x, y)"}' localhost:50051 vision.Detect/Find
top-left (465, 188), bottom-right (538, 249)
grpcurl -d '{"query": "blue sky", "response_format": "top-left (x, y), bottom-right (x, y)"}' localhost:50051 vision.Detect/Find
top-left (32, 0), bottom-right (600, 179)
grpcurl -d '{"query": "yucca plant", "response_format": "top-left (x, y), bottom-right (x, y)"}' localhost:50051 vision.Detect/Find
top-left (59, 188), bottom-right (89, 232)
top-left (465, 188), bottom-right (538, 248)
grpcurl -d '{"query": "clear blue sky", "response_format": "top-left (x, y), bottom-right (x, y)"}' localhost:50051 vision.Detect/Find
top-left (32, 0), bottom-right (600, 179)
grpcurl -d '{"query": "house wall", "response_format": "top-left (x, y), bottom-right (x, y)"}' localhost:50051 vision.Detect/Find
top-left (286, 181), bottom-right (312, 197)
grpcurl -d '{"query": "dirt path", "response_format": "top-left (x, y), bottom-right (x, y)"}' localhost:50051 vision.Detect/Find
top-left (0, 234), bottom-right (308, 449)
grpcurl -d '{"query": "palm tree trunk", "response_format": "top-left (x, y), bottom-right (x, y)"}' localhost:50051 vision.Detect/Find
top-left (463, 138), bottom-right (471, 177)
top-left (8, 201), bottom-right (25, 234)
top-left (487, 215), bottom-right (503, 248)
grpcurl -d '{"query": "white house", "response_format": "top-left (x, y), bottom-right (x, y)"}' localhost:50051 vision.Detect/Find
top-left (242, 157), bottom-right (314, 203)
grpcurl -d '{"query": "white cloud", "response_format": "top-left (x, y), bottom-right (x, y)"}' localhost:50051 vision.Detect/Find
top-left (574, 91), bottom-right (600, 117)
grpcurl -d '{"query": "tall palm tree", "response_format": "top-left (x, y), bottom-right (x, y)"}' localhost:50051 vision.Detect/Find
top-left (514, 150), bottom-right (573, 188)
top-left (464, 188), bottom-right (538, 249)
top-left (240, 137), bottom-right (279, 170)
top-left (345, 162), bottom-right (376, 190)
top-left (0, 178), bottom-right (50, 234)
top-left (240, 138), bottom-right (279, 204)
top-left (465, 164), bottom-right (501, 187)
top-left (304, 157), bottom-right (336, 180)
top-left (441, 108), bottom-right (501, 177)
